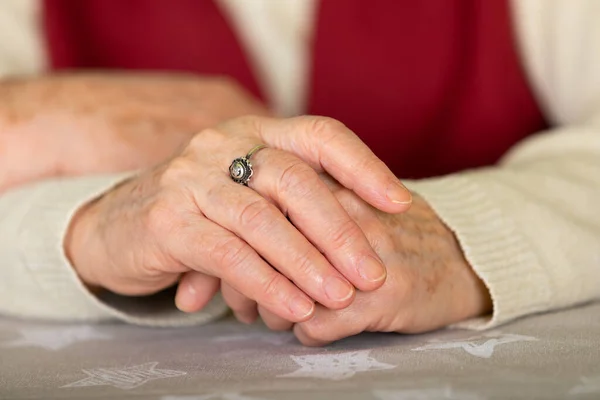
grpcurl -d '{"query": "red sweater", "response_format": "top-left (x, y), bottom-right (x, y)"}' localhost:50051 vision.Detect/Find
top-left (42, 0), bottom-right (547, 179)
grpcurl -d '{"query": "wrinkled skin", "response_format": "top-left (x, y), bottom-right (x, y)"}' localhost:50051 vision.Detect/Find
top-left (65, 116), bottom-right (412, 324)
top-left (257, 177), bottom-right (493, 345)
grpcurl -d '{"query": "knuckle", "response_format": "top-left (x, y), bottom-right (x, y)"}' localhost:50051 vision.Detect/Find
top-left (261, 273), bottom-right (289, 302)
top-left (307, 116), bottom-right (349, 144)
top-left (291, 247), bottom-right (319, 278)
top-left (278, 159), bottom-right (318, 196)
top-left (327, 218), bottom-right (363, 251)
top-left (238, 197), bottom-right (276, 231)
top-left (308, 116), bottom-right (347, 136)
top-left (209, 235), bottom-right (253, 271)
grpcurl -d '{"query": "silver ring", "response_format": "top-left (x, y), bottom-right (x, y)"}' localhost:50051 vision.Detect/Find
top-left (229, 144), bottom-right (267, 185)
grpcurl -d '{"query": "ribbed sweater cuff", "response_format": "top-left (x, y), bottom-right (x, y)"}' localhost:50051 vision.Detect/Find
top-left (17, 174), bottom-right (228, 326)
top-left (405, 173), bottom-right (553, 330)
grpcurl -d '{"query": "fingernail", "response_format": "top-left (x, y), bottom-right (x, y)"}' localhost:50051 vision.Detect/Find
top-left (175, 282), bottom-right (195, 312)
top-left (289, 296), bottom-right (315, 320)
top-left (187, 281), bottom-right (196, 295)
top-left (386, 181), bottom-right (412, 204)
top-left (358, 256), bottom-right (387, 282)
top-left (324, 276), bottom-right (354, 302)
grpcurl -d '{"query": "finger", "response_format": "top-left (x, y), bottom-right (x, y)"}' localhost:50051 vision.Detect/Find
top-left (221, 282), bottom-right (259, 324)
top-left (170, 215), bottom-right (316, 323)
top-left (293, 304), bottom-right (367, 347)
top-left (258, 305), bottom-right (294, 331)
top-left (194, 171), bottom-right (357, 310)
top-left (249, 148), bottom-right (387, 291)
top-left (175, 271), bottom-right (220, 313)
top-left (220, 116), bottom-right (412, 213)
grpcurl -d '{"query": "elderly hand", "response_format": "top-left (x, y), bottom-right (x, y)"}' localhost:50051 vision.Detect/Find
top-left (65, 116), bottom-right (412, 323)
top-left (0, 73), bottom-right (269, 192)
top-left (257, 177), bottom-right (492, 345)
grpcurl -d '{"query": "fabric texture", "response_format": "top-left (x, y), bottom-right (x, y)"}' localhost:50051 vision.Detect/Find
top-left (41, 0), bottom-right (548, 178)
top-left (1, 302), bottom-right (600, 399)
top-left (216, 0), bottom-right (316, 117)
top-left (0, 0), bottom-right (598, 332)
top-left (0, 0), bottom-right (45, 77)
top-left (407, 123), bottom-right (600, 329)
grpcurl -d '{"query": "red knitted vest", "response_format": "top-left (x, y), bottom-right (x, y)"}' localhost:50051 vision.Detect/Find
top-left (42, 0), bottom-right (548, 178)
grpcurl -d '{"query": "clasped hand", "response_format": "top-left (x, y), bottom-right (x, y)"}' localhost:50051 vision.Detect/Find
top-left (66, 115), bottom-right (413, 325)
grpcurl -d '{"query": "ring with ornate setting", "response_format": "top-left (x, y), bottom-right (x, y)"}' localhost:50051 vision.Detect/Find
top-left (229, 144), bottom-right (267, 185)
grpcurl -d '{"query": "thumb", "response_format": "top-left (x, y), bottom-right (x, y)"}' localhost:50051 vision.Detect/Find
top-left (175, 271), bottom-right (221, 313)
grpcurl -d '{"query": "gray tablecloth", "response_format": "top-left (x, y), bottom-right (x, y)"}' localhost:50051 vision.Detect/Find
top-left (1, 302), bottom-right (599, 400)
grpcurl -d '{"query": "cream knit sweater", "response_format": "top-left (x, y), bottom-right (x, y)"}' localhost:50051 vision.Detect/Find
top-left (0, 0), bottom-right (599, 329)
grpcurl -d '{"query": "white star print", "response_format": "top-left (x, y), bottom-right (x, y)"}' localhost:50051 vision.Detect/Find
top-left (162, 393), bottom-right (265, 400)
top-left (569, 375), bottom-right (600, 395)
top-left (278, 350), bottom-right (395, 381)
top-left (1, 326), bottom-right (111, 351)
top-left (411, 331), bottom-right (538, 358)
top-left (373, 387), bottom-right (484, 400)
top-left (62, 362), bottom-right (186, 390)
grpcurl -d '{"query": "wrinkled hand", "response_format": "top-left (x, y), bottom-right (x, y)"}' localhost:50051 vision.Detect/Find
top-left (0, 73), bottom-right (269, 191)
top-left (65, 116), bottom-right (412, 323)
top-left (258, 178), bottom-right (492, 345)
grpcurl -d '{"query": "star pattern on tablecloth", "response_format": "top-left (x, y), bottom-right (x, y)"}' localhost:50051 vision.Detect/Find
top-left (1, 326), bottom-right (111, 351)
top-left (278, 350), bottom-right (395, 381)
top-left (373, 387), bottom-right (484, 400)
top-left (411, 331), bottom-right (538, 358)
top-left (62, 362), bottom-right (186, 390)
top-left (162, 393), bottom-right (265, 400)
top-left (569, 375), bottom-right (600, 395)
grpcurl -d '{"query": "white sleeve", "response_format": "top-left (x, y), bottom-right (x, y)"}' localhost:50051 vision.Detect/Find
top-left (406, 0), bottom-right (600, 329)
top-left (0, 1), bottom-right (229, 325)
top-left (0, 175), bottom-right (228, 326)
top-left (0, 0), bottom-right (46, 77)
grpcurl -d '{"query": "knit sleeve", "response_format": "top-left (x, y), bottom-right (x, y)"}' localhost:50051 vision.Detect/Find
top-left (416, 0), bottom-right (598, 328)
top-left (0, 0), bottom-right (45, 77)
top-left (406, 116), bottom-right (600, 329)
top-left (0, 174), bottom-right (229, 326)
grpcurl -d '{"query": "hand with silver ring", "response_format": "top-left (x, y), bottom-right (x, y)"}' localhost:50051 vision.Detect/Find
top-left (229, 144), bottom-right (267, 185)
top-left (65, 115), bottom-right (413, 324)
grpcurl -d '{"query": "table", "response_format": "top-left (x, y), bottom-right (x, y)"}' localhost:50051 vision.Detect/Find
top-left (1, 302), bottom-right (599, 399)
